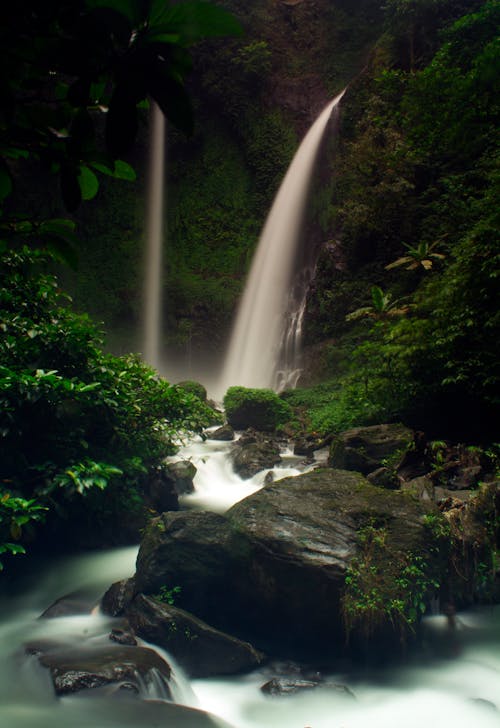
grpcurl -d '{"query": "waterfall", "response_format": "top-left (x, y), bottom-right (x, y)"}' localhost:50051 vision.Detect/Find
top-left (217, 90), bottom-right (345, 398)
top-left (143, 102), bottom-right (166, 370)
top-left (273, 264), bottom-right (315, 392)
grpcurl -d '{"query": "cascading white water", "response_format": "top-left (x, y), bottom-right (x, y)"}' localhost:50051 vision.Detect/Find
top-left (1, 444), bottom-right (500, 728)
top-left (216, 91), bottom-right (345, 398)
top-left (143, 102), bottom-right (166, 370)
top-left (274, 264), bottom-right (315, 391)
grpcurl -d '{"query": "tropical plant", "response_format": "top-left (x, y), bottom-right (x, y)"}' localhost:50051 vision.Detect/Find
top-left (385, 240), bottom-right (446, 271)
top-left (346, 285), bottom-right (411, 322)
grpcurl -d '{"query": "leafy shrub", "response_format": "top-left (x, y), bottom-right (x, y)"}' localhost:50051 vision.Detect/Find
top-left (0, 248), bottom-right (216, 562)
top-left (223, 386), bottom-right (292, 431)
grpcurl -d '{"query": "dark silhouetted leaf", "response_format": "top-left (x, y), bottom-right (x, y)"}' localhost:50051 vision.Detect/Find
top-left (77, 165), bottom-right (99, 200)
top-left (61, 165), bottom-right (82, 211)
top-left (91, 158), bottom-right (136, 181)
top-left (106, 88), bottom-right (140, 156)
top-left (147, 64), bottom-right (194, 135)
top-left (44, 237), bottom-right (79, 270)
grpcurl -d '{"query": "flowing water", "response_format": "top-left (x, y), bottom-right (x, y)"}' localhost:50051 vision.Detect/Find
top-left (216, 92), bottom-right (345, 398)
top-left (143, 102), bottom-right (166, 370)
top-left (1, 439), bottom-right (499, 728)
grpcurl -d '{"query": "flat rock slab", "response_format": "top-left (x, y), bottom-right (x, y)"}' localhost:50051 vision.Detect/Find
top-left (38, 644), bottom-right (171, 696)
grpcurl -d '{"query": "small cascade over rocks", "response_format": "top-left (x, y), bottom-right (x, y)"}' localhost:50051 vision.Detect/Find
top-left (216, 91), bottom-right (345, 398)
top-left (274, 264), bottom-right (316, 391)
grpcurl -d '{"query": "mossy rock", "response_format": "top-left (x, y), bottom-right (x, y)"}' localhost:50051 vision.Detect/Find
top-left (223, 386), bottom-right (292, 431)
top-left (175, 380), bottom-right (208, 402)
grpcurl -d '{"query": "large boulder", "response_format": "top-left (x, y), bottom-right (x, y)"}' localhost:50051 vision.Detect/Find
top-left (165, 460), bottom-right (197, 495)
top-left (126, 469), bottom-right (444, 660)
top-left (230, 430), bottom-right (282, 479)
top-left (223, 386), bottom-right (292, 431)
top-left (328, 423), bottom-right (414, 474)
top-left (125, 593), bottom-right (265, 677)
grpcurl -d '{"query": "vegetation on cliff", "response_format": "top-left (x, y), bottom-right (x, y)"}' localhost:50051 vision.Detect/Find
top-left (301, 0), bottom-right (499, 439)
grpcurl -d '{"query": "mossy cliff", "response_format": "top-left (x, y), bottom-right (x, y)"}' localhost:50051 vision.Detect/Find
top-left (69, 0), bottom-right (384, 366)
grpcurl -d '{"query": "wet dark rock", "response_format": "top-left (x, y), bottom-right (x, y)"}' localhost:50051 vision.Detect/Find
top-left (231, 432), bottom-right (281, 479)
top-left (38, 644), bottom-right (172, 696)
top-left (109, 627), bottom-right (137, 646)
top-left (366, 467), bottom-right (400, 490)
top-left (445, 465), bottom-right (483, 490)
top-left (294, 435), bottom-right (332, 457)
top-left (142, 465), bottom-right (179, 513)
top-left (329, 424), bottom-right (413, 474)
top-left (261, 677), bottom-right (320, 695)
top-left (131, 469), bottom-right (441, 659)
top-left (340, 424), bottom-right (414, 460)
top-left (261, 676), bottom-right (355, 698)
top-left (165, 460), bottom-right (197, 495)
top-left (102, 578), bottom-right (137, 617)
top-left (207, 424), bottom-right (235, 441)
top-left (402, 476), bottom-right (435, 502)
top-left (126, 593), bottom-right (265, 678)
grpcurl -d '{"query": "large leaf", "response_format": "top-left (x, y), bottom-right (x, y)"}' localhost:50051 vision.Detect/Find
top-left (371, 286), bottom-right (386, 312)
top-left (91, 158), bottom-right (137, 181)
top-left (147, 61), bottom-right (194, 135)
top-left (39, 219), bottom-right (80, 269)
top-left (44, 238), bottom-right (79, 270)
top-left (78, 165), bottom-right (100, 200)
top-left (105, 88), bottom-right (140, 156)
top-left (61, 165), bottom-right (82, 212)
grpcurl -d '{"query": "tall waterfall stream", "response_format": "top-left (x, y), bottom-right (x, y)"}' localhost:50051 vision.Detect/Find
top-left (1, 435), bottom-right (499, 728)
top-left (216, 92), bottom-right (345, 397)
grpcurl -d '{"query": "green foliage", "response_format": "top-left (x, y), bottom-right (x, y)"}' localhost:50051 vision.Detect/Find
top-left (223, 386), bottom-right (292, 431)
top-left (346, 285), bottom-right (411, 321)
top-left (155, 584), bottom-right (182, 605)
top-left (0, 0), bottom-right (241, 219)
top-left (308, 1), bottom-right (499, 437)
top-left (0, 493), bottom-right (47, 569)
top-left (385, 240), bottom-right (446, 271)
top-left (0, 247), bottom-right (216, 562)
top-left (342, 523), bottom-right (440, 637)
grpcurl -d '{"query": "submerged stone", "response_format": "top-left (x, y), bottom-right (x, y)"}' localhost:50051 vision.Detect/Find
top-left (38, 644), bottom-right (172, 697)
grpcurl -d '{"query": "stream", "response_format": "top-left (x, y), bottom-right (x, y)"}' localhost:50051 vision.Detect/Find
top-left (1, 436), bottom-right (499, 728)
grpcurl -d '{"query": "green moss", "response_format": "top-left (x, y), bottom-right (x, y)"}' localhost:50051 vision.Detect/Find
top-left (223, 386), bottom-right (292, 431)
